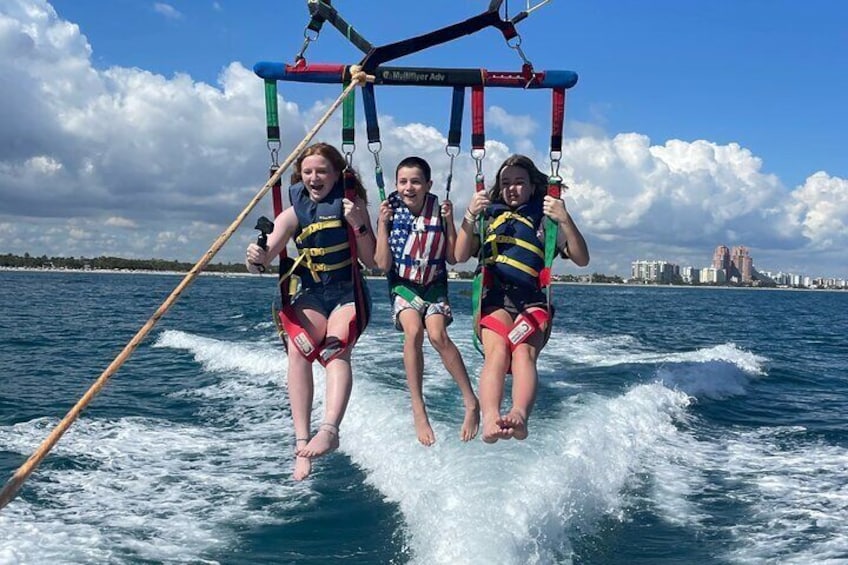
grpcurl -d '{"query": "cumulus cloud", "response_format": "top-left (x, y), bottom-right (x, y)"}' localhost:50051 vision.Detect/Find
top-left (788, 172), bottom-right (848, 249)
top-left (0, 0), bottom-right (846, 278)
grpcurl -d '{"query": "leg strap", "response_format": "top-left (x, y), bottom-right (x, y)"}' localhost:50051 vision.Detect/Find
top-left (278, 307), bottom-right (321, 363)
top-left (479, 307), bottom-right (550, 352)
top-left (280, 308), bottom-right (364, 367)
top-left (317, 314), bottom-right (363, 366)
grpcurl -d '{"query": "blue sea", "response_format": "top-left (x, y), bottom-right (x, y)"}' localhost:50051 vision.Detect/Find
top-left (1, 270), bottom-right (847, 564)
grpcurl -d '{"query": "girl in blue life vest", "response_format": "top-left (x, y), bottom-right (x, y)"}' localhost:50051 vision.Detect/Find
top-left (454, 154), bottom-right (589, 443)
top-left (245, 142), bottom-right (376, 480)
top-left (374, 156), bottom-right (480, 446)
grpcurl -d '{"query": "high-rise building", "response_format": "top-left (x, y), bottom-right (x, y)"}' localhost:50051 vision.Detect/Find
top-left (699, 267), bottom-right (727, 284)
top-left (731, 246), bottom-right (753, 282)
top-left (631, 260), bottom-right (678, 283)
top-left (681, 266), bottom-right (700, 284)
top-left (712, 245), bottom-right (731, 276)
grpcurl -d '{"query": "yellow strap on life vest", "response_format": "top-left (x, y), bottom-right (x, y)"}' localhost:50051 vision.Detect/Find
top-left (278, 253), bottom-right (309, 286)
top-left (483, 234), bottom-right (544, 260)
top-left (286, 244), bottom-right (354, 283)
top-left (296, 219), bottom-right (344, 244)
top-left (485, 255), bottom-right (540, 278)
top-left (303, 256), bottom-right (353, 274)
top-left (487, 211), bottom-right (534, 233)
top-left (302, 241), bottom-right (350, 257)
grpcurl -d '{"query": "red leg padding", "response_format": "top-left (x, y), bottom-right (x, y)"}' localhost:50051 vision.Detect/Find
top-left (279, 309), bottom-right (364, 367)
top-left (479, 307), bottom-right (550, 352)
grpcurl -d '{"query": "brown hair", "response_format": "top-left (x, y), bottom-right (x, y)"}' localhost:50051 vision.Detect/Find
top-left (396, 156), bottom-right (431, 182)
top-left (290, 142), bottom-right (369, 204)
top-left (488, 154), bottom-right (548, 205)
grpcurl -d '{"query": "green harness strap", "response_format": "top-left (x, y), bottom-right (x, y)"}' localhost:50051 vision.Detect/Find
top-left (543, 178), bottom-right (562, 305)
top-left (471, 212), bottom-right (486, 355)
top-left (392, 283), bottom-right (427, 311)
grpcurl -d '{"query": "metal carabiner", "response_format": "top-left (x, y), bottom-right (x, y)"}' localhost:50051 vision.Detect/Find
top-left (294, 27), bottom-right (320, 64)
top-left (342, 143), bottom-right (356, 168)
top-left (549, 150), bottom-right (562, 181)
top-left (267, 140), bottom-right (281, 167)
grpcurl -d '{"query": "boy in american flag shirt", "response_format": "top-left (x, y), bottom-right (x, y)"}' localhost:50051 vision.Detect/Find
top-left (375, 156), bottom-right (479, 446)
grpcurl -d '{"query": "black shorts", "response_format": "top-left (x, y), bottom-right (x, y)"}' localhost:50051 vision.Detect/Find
top-left (481, 282), bottom-right (549, 318)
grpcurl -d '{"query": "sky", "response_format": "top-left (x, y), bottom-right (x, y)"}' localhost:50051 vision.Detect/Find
top-left (1, 0), bottom-right (847, 278)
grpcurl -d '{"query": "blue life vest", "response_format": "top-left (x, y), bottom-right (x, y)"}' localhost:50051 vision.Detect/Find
top-left (289, 180), bottom-right (352, 289)
top-left (387, 191), bottom-right (447, 287)
top-left (483, 197), bottom-right (545, 288)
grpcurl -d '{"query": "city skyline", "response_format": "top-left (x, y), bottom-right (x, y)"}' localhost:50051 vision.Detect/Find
top-left (632, 244), bottom-right (846, 289)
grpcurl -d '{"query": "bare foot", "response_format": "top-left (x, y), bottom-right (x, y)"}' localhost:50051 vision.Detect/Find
top-left (293, 439), bottom-right (311, 481)
top-left (413, 406), bottom-right (436, 446)
top-left (294, 437), bottom-right (309, 456)
top-left (481, 415), bottom-right (511, 443)
top-left (293, 454), bottom-right (312, 481)
top-left (300, 423), bottom-right (339, 458)
top-left (460, 401), bottom-right (480, 442)
top-left (498, 409), bottom-right (528, 440)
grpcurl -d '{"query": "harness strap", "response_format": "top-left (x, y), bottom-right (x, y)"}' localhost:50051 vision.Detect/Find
top-left (359, 3), bottom-right (516, 71)
top-left (392, 284), bottom-right (426, 311)
top-left (343, 169), bottom-right (370, 341)
top-left (306, 1), bottom-right (373, 55)
top-left (470, 83), bottom-right (487, 356)
top-left (479, 307), bottom-right (550, 352)
top-left (274, 305), bottom-right (353, 367)
top-left (275, 305), bottom-right (320, 363)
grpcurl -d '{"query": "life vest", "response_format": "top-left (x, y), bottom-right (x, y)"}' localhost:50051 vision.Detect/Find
top-left (289, 180), bottom-right (353, 289)
top-left (473, 196), bottom-right (552, 362)
top-left (482, 198), bottom-right (545, 289)
top-left (387, 191), bottom-right (446, 287)
top-left (273, 178), bottom-right (368, 367)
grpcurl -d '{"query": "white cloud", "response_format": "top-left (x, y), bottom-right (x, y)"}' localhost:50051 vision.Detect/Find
top-left (488, 105), bottom-right (538, 138)
top-left (788, 172), bottom-right (848, 250)
top-left (0, 0), bottom-right (846, 279)
top-left (105, 217), bottom-right (138, 229)
top-left (153, 3), bottom-right (182, 20)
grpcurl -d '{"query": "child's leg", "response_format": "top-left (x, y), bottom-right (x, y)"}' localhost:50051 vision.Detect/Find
top-left (289, 349), bottom-right (315, 480)
top-left (299, 304), bottom-right (355, 458)
top-left (399, 308), bottom-right (435, 445)
top-left (288, 307), bottom-right (326, 479)
top-left (478, 309), bottom-right (512, 443)
top-left (500, 333), bottom-right (542, 440)
top-left (424, 314), bottom-right (479, 441)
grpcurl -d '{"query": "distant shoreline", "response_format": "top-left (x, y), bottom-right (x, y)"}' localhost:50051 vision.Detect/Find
top-left (0, 266), bottom-right (251, 278)
top-left (2, 266), bottom-right (845, 292)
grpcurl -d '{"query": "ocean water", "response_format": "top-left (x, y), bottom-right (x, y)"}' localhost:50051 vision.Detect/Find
top-left (1, 270), bottom-right (847, 564)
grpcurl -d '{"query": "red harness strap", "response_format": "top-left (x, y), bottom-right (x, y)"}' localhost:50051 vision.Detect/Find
top-left (479, 307), bottom-right (551, 352)
top-left (277, 307), bottom-right (320, 362)
top-left (276, 306), bottom-right (358, 367)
